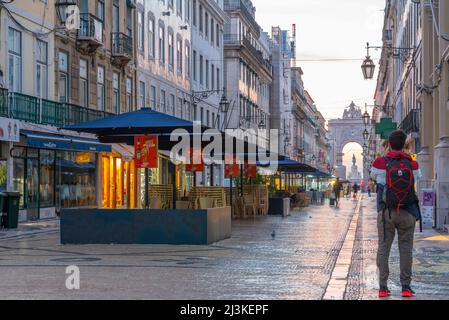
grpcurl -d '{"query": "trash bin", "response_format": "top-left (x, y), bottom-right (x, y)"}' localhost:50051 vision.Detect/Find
top-left (2, 192), bottom-right (21, 229)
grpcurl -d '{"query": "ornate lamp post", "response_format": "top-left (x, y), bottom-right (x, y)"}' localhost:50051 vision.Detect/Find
top-left (361, 43), bottom-right (376, 80)
top-left (55, 0), bottom-right (78, 25)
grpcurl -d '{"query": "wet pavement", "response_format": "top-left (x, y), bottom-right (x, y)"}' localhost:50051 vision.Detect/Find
top-left (0, 200), bottom-right (357, 300)
top-left (0, 197), bottom-right (448, 300)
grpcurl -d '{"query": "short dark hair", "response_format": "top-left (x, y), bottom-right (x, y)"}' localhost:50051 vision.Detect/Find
top-left (389, 130), bottom-right (407, 151)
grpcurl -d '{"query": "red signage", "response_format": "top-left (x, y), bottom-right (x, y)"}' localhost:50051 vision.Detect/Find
top-left (244, 164), bottom-right (257, 178)
top-left (134, 136), bottom-right (158, 169)
top-left (185, 148), bottom-right (204, 172)
top-left (225, 163), bottom-right (240, 178)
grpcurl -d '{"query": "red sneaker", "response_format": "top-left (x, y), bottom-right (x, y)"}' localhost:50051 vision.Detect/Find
top-left (402, 286), bottom-right (415, 298)
top-left (378, 287), bottom-right (391, 298)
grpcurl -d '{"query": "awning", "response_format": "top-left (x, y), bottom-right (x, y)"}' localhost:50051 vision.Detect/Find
top-left (257, 158), bottom-right (317, 173)
top-left (64, 108), bottom-right (206, 137)
top-left (22, 132), bottom-right (111, 153)
top-left (111, 143), bottom-right (134, 161)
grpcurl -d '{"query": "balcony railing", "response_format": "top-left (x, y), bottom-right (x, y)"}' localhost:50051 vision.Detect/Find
top-left (78, 13), bottom-right (103, 44)
top-left (224, 35), bottom-right (272, 75)
top-left (224, 0), bottom-right (260, 37)
top-left (1, 90), bottom-right (113, 128)
top-left (399, 109), bottom-right (420, 134)
top-left (111, 32), bottom-right (133, 59)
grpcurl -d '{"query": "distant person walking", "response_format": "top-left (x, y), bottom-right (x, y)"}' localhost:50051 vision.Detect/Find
top-left (371, 130), bottom-right (422, 298)
top-left (332, 178), bottom-right (343, 207)
top-left (352, 183), bottom-right (359, 199)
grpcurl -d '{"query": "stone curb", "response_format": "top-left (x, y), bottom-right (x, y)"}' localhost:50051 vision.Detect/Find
top-left (323, 195), bottom-right (362, 300)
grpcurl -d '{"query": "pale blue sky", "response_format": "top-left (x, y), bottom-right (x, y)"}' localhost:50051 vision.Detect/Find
top-left (254, 0), bottom-right (385, 121)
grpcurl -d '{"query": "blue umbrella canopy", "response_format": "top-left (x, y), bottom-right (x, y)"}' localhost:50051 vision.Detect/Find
top-left (64, 108), bottom-right (200, 136)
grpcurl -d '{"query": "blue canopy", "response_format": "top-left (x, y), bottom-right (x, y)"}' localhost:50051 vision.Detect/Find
top-left (22, 132), bottom-right (111, 153)
top-left (257, 158), bottom-right (317, 173)
top-left (64, 108), bottom-right (200, 136)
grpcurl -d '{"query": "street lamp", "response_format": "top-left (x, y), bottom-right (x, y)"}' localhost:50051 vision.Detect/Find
top-left (219, 93), bottom-right (230, 113)
top-left (363, 110), bottom-right (370, 126)
top-left (55, 0), bottom-right (77, 25)
top-left (362, 42), bottom-right (415, 80)
top-left (361, 44), bottom-right (376, 80)
top-left (363, 129), bottom-right (370, 141)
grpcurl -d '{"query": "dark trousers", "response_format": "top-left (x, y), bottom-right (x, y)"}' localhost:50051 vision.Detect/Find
top-left (377, 209), bottom-right (416, 287)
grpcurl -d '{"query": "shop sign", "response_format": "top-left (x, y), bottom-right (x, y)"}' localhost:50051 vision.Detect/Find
top-left (421, 189), bottom-right (435, 229)
top-left (244, 164), bottom-right (257, 178)
top-left (185, 148), bottom-right (204, 172)
top-left (134, 136), bottom-right (158, 169)
top-left (0, 117), bottom-right (20, 142)
top-left (225, 163), bottom-right (240, 178)
top-left (76, 152), bottom-right (93, 164)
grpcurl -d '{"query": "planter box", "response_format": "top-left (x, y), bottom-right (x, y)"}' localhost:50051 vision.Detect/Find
top-left (60, 207), bottom-right (232, 245)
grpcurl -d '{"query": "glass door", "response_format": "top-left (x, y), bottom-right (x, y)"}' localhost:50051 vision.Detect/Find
top-left (26, 148), bottom-right (39, 220)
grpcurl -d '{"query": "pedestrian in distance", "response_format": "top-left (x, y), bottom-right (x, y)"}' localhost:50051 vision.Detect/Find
top-left (352, 183), bottom-right (359, 200)
top-left (370, 130), bottom-right (422, 299)
top-left (332, 178), bottom-right (343, 207)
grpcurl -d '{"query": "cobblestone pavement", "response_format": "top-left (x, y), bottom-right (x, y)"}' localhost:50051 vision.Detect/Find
top-left (0, 200), bottom-right (358, 300)
top-left (345, 196), bottom-right (449, 300)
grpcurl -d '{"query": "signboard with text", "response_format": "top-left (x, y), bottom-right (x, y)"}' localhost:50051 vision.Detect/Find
top-left (134, 136), bottom-right (158, 169)
top-left (185, 148), bottom-right (204, 172)
top-left (0, 117), bottom-right (20, 142)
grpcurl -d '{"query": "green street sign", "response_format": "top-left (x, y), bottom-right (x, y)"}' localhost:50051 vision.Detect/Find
top-left (375, 117), bottom-right (397, 140)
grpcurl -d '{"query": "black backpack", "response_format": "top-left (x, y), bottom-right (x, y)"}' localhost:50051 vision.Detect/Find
top-left (385, 157), bottom-right (418, 212)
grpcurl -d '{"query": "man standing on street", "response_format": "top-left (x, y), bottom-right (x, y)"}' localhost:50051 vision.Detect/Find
top-left (370, 130), bottom-right (422, 298)
top-left (332, 178), bottom-right (343, 207)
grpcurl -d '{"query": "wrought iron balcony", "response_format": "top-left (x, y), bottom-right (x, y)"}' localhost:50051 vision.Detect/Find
top-left (1, 90), bottom-right (113, 128)
top-left (399, 108), bottom-right (420, 134)
top-left (77, 13), bottom-right (103, 52)
top-left (111, 32), bottom-right (133, 65)
top-left (224, 0), bottom-right (260, 37)
top-left (223, 35), bottom-right (272, 75)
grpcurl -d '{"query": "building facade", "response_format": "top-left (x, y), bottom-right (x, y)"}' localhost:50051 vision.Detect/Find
top-left (223, 0), bottom-right (272, 148)
top-left (191, 0), bottom-right (226, 186)
top-left (374, 0), bottom-right (449, 229)
top-left (0, 0), bottom-right (138, 221)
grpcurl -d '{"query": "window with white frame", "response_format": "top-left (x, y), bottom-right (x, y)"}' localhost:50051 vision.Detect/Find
top-left (168, 32), bottom-right (174, 69)
top-left (113, 72), bottom-right (120, 114)
top-left (150, 85), bottom-right (156, 110)
top-left (139, 81), bottom-right (146, 109)
top-left (160, 90), bottom-right (166, 113)
top-left (148, 15), bottom-right (155, 58)
top-left (97, 65), bottom-right (105, 110)
top-left (8, 27), bottom-right (22, 93)
top-left (159, 24), bottom-right (165, 64)
top-left (79, 59), bottom-right (88, 108)
top-left (58, 51), bottom-right (69, 103)
top-left (177, 97), bottom-right (183, 118)
top-left (177, 38), bottom-right (183, 75)
top-left (177, 0), bottom-right (182, 17)
top-left (185, 43), bottom-right (191, 79)
top-left (126, 77), bottom-right (132, 112)
top-left (36, 40), bottom-right (48, 99)
top-left (138, 11), bottom-right (144, 52)
top-left (170, 94), bottom-right (175, 115)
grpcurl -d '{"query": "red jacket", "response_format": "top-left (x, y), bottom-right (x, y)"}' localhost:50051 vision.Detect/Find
top-left (372, 152), bottom-right (419, 171)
